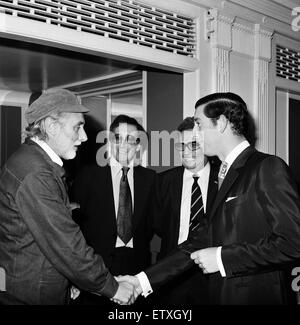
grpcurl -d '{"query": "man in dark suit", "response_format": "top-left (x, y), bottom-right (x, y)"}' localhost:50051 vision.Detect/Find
top-left (154, 117), bottom-right (218, 304)
top-left (71, 114), bottom-right (156, 304)
top-left (116, 92), bottom-right (300, 305)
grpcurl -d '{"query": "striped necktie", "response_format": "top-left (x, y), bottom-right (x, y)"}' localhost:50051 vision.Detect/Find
top-left (116, 167), bottom-right (133, 244)
top-left (218, 161), bottom-right (228, 190)
top-left (189, 175), bottom-right (205, 235)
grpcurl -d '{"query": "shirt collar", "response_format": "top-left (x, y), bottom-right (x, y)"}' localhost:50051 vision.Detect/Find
top-left (110, 155), bottom-right (134, 177)
top-left (224, 140), bottom-right (250, 169)
top-left (183, 160), bottom-right (211, 180)
top-left (31, 137), bottom-right (63, 167)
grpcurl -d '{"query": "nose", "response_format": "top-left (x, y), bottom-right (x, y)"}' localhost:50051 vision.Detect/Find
top-left (182, 149), bottom-right (191, 158)
top-left (183, 145), bottom-right (190, 154)
top-left (79, 128), bottom-right (88, 142)
top-left (119, 139), bottom-right (129, 148)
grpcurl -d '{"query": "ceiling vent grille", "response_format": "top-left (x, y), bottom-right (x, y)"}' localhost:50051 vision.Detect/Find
top-left (0, 0), bottom-right (196, 57)
top-left (276, 45), bottom-right (300, 83)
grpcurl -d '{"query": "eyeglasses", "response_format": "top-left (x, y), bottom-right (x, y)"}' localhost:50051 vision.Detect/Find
top-left (174, 141), bottom-right (202, 151)
top-left (111, 133), bottom-right (139, 146)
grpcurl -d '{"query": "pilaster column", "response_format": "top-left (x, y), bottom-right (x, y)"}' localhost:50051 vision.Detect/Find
top-left (253, 24), bottom-right (273, 153)
top-left (209, 9), bottom-right (235, 92)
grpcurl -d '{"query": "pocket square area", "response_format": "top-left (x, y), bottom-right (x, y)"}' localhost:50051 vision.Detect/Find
top-left (226, 196), bottom-right (238, 203)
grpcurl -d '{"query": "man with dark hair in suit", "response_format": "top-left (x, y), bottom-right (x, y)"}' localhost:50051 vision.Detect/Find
top-left (71, 114), bottom-right (156, 305)
top-left (116, 92), bottom-right (300, 305)
top-left (154, 117), bottom-right (218, 304)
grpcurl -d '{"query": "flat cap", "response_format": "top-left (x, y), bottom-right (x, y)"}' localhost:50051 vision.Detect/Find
top-left (25, 88), bottom-right (89, 124)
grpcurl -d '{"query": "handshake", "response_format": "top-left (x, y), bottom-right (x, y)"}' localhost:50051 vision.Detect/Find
top-left (70, 275), bottom-right (143, 305)
top-left (111, 275), bottom-right (142, 305)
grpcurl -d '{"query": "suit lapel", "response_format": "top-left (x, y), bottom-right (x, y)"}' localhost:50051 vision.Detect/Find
top-left (132, 166), bottom-right (143, 232)
top-left (103, 165), bottom-right (117, 224)
top-left (209, 168), bottom-right (239, 221)
top-left (209, 146), bottom-right (256, 221)
top-left (171, 167), bottom-right (185, 244)
top-left (206, 162), bottom-right (219, 217)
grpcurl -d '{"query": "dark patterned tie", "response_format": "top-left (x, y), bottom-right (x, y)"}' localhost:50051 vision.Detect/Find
top-left (117, 167), bottom-right (133, 244)
top-left (218, 161), bottom-right (228, 190)
top-left (189, 175), bottom-right (205, 235)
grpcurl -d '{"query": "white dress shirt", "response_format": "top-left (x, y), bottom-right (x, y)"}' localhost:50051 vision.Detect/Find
top-left (137, 161), bottom-right (211, 297)
top-left (216, 140), bottom-right (250, 277)
top-left (110, 156), bottom-right (134, 248)
top-left (31, 137), bottom-right (63, 167)
top-left (178, 162), bottom-right (210, 244)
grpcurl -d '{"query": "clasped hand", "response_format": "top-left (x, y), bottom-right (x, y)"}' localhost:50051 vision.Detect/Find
top-left (111, 275), bottom-right (142, 305)
top-left (190, 247), bottom-right (219, 274)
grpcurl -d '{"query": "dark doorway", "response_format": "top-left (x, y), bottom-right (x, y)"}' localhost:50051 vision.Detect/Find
top-left (288, 97), bottom-right (300, 191)
top-left (146, 71), bottom-right (183, 173)
top-left (0, 106), bottom-right (21, 167)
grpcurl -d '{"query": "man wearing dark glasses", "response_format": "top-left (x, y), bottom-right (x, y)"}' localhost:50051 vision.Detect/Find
top-left (152, 117), bottom-right (219, 304)
top-left (71, 114), bottom-right (156, 305)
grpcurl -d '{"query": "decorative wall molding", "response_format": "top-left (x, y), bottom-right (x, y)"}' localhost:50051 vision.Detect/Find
top-left (212, 47), bottom-right (230, 92)
top-left (226, 0), bottom-right (294, 27)
top-left (254, 24), bottom-right (273, 61)
top-left (206, 7), bottom-right (275, 152)
top-left (254, 58), bottom-right (269, 152)
top-left (0, 13), bottom-right (200, 73)
top-left (253, 24), bottom-right (273, 153)
top-left (232, 21), bottom-right (255, 58)
top-left (209, 8), bottom-right (235, 50)
top-left (206, 9), bottom-right (234, 91)
top-left (232, 22), bottom-right (253, 35)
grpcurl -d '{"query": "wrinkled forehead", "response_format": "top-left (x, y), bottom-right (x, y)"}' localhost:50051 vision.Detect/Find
top-left (60, 112), bottom-right (85, 125)
top-left (114, 123), bottom-right (138, 135)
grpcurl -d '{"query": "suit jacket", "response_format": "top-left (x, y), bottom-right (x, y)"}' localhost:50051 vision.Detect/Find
top-left (145, 147), bottom-right (300, 304)
top-left (0, 139), bottom-right (117, 305)
top-left (156, 162), bottom-right (219, 258)
top-left (71, 164), bottom-right (156, 274)
top-left (151, 161), bottom-right (219, 304)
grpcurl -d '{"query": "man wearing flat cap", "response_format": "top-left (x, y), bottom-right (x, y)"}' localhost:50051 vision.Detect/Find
top-left (0, 88), bottom-right (136, 305)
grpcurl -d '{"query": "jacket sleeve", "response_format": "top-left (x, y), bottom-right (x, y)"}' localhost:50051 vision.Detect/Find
top-left (222, 157), bottom-right (300, 277)
top-left (145, 226), bottom-right (208, 290)
top-left (16, 170), bottom-right (118, 298)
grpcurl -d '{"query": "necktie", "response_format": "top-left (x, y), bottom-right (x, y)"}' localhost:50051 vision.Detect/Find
top-left (218, 161), bottom-right (228, 189)
top-left (189, 176), bottom-right (205, 235)
top-left (117, 167), bottom-right (133, 244)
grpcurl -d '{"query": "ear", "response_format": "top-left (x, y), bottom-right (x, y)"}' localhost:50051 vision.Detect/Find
top-left (136, 143), bottom-right (141, 152)
top-left (44, 117), bottom-right (60, 137)
top-left (217, 114), bottom-right (228, 133)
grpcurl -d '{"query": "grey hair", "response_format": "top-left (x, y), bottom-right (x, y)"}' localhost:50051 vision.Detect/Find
top-left (24, 111), bottom-right (68, 141)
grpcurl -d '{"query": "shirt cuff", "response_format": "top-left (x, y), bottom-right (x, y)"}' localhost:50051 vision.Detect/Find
top-left (216, 246), bottom-right (226, 277)
top-left (135, 272), bottom-right (153, 297)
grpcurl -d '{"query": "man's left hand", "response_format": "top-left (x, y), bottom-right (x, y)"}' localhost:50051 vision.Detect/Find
top-left (191, 247), bottom-right (219, 274)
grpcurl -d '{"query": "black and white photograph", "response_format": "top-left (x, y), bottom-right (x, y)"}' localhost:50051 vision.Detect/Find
top-left (0, 0), bottom-right (300, 321)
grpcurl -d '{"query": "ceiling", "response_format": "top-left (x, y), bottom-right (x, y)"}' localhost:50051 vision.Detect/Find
top-left (0, 37), bottom-right (140, 93)
top-left (1, 0), bottom-right (299, 95)
top-left (269, 0), bottom-right (300, 10)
